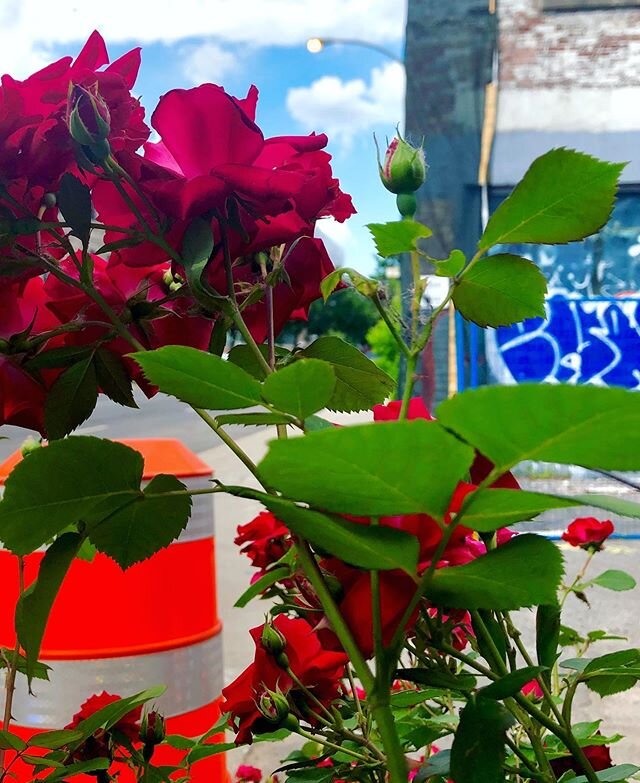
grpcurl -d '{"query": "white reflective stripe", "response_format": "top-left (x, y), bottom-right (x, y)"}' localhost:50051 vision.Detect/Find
top-left (175, 477), bottom-right (215, 543)
top-left (7, 634), bottom-right (223, 730)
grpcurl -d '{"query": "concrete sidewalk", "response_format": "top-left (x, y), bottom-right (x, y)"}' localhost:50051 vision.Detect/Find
top-left (197, 420), bottom-right (640, 773)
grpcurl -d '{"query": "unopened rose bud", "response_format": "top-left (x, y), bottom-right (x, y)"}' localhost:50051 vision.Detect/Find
top-left (258, 689), bottom-right (290, 723)
top-left (378, 136), bottom-right (426, 196)
top-left (67, 84), bottom-right (112, 164)
top-left (140, 710), bottom-right (165, 762)
top-left (261, 623), bottom-right (287, 657)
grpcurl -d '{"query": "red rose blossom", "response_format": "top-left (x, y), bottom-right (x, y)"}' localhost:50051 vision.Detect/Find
top-left (235, 511), bottom-right (291, 574)
top-left (550, 743), bottom-right (612, 777)
top-left (221, 616), bottom-right (347, 744)
top-left (65, 691), bottom-right (141, 763)
top-left (236, 765), bottom-right (263, 783)
top-left (562, 517), bottom-right (614, 550)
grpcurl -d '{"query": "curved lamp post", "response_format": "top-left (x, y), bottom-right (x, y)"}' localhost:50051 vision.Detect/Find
top-left (306, 37), bottom-right (403, 65)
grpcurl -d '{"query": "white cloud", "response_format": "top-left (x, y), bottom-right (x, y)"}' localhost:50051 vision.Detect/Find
top-left (179, 41), bottom-right (239, 85)
top-left (0, 0), bottom-right (406, 78)
top-left (315, 217), bottom-right (354, 266)
top-left (286, 61), bottom-right (405, 145)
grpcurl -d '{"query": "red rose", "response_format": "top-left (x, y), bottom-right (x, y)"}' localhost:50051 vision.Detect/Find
top-left (66, 691), bottom-right (141, 741)
top-left (1, 31), bottom-right (147, 192)
top-left (521, 679), bottom-right (543, 699)
top-left (221, 616), bottom-right (347, 744)
top-left (236, 765), bottom-right (263, 783)
top-left (235, 511), bottom-right (291, 573)
top-left (550, 743), bottom-right (612, 777)
top-left (562, 517), bottom-right (614, 550)
top-left (65, 691), bottom-right (142, 763)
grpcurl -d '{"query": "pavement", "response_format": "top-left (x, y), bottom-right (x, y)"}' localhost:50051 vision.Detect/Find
top-left (2, 396), bottom-right (638, 773)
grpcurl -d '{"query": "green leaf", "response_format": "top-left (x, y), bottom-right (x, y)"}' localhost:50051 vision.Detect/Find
top-left (479, 666), bottom-right (547, 700)
top-left (304, 415), bottom-right (334, 432)
top-left (570, 494), bottom-right (640, 520)
top-left (450, 697), bottom-right (515, 783)
top-left (0, 730), bottom-right (27, 751)
top-left (300, 336), bottom-right (394, 412)
top-left (262, 360), bottom-right (336, 420)
top-left (434, 249), bottom-right (466, 278)
top-left (131, 346), bottom-right (262, 409)
top-left (589, 570), bottom-right (637, 592)
top-left (163, 735), bottom-right (196, 750)
top-left (581, 649), bottom-right (640, 696)
top-left (42, 758), bottom-right (110, 780)
top-left (461, 488), bottom-right (577, 532)
top-left (16, 533), bottom-right (82, 683)
top-left (87, 474), bottom-right (191, 568)
top-left (0, 437), bottom-right (143, 554)
top-left (26, 345), bottom-right (95, 371)
top-left (181, 217), bottom-right (221, 308)
top-left (571, 765), bottom-right (640, 783)
top-left (234, 567), bottom-right (290, 607)
top-left (216, 412), bottom-right (295, 427)
top-left (437, 384), bottom-right (640, 474)
top-left (71, 686), bottom-right (165, 740)
top-left (395, 668), bottom-right (477, 692)
top-left (0, 649), bottom-right (50, 681)
top-left (94, 349), bottom-right (137, 408)
top-left (478, 149), bottom-right (625, 250)
top-left (258, 420), bottom-right (474, 517)
top-left (453, 254), bottom-right (547, 327)
top-left (44, 356), bottom-right (99, 439)
top-left (227, 344), bottom-right (289, 380)
top-left (57, 172), bottom-right (92, 249)
top-left (367, 219), bottom-right (432, 258)
top-left (187, 742), bottom-right (238, 764)
top-left (426, 534), bottom-right (564, 610)
top-left (537, 604), bottom-right (562, 678)
top-left (28, 729), bottom-right (84, 749)
top-left (320, 269), bottom-right (343, 301)
top-left (415, 750), bottom-right (452, 782)
top-left (232, 491), bottom-right (419, 573)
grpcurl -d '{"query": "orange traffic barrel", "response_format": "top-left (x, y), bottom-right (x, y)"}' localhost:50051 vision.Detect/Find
top-left (0, 439), bottom-right (226, 782)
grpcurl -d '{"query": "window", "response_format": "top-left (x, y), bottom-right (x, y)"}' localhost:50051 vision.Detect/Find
top-left (543, 0), bottom-right (640, 9)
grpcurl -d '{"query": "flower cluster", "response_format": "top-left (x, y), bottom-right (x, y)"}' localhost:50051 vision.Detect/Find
top-left (221, 615), bottom-right (348, 744)
top-left (0, 31), bottom-right (352, 435)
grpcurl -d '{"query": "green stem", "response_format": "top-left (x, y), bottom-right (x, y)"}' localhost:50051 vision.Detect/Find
top-left (294, 539), bottom-right (374, 693)
top-left (372, 294), bottom-right (410, 358)
top-left (219, 219), bottom-right (272, 377)
top-left (398, 351), bottom-right (418, 418)
top-left (193, 410), bottom-right (261, 479)
top-left (294, 728), bottom-right (373, 764)
top-left (370, 702), bottom-right (408, 783)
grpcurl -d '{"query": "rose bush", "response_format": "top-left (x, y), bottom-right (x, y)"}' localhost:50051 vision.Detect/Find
top-left (0, 30), bottom-right (637, 783)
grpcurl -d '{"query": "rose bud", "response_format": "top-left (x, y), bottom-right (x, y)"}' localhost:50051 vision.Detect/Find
top-left (258, 688), bottom-right (290, 724)
top-left (261, 622), bottom-right (287, 656)
top-left (378, 135), bottom-right (426, 196)
top-left (236, 765), bottom-right (262, 783)
top-left (139, 710), bottom-right (165, 762)
top-left (67, 84), bottom-right (112, 165)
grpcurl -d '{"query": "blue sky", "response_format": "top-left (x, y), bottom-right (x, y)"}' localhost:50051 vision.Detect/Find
top-left (1, 0), bottom-right (408, 274)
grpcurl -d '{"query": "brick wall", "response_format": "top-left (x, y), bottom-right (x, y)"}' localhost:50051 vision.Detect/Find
top-left (499, 0), bottom-right (640, 87)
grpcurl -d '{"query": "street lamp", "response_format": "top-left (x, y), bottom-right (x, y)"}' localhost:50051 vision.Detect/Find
top-left (305, 37), bottom-right (403, 64)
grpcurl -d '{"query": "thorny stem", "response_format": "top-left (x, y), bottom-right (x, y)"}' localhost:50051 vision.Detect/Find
top-left (0, 558), bottom-right (25, 774)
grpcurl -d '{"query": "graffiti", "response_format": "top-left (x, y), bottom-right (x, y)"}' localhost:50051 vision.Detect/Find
top-left (486, 297), bottom-right (640, 388)
top-left (489, 192), bottom-right (640, 298)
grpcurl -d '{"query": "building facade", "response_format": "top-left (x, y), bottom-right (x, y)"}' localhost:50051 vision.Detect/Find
top-left (405, 0), bottom-right (640, 398)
